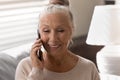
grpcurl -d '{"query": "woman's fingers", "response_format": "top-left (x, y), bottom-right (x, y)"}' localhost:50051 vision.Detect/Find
top-left (35, 39), bottom-right (42, 44)
top-left (30, 39), bottom-right (44, 69)
top-left (32, 44), bottom-right (41, 53)
top-left (31, 39), bottom-right (42, 51)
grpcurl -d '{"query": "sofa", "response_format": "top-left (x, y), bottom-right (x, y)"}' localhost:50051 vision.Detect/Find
top-left (0, 43), bottom-right (32, 80)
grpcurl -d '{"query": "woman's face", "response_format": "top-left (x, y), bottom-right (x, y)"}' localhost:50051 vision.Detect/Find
top-left (39, 12), bottom-right (73, 55)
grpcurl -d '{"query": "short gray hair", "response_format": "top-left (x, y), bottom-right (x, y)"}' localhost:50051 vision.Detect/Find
top-left (39, 4), bottom-right (73, 25)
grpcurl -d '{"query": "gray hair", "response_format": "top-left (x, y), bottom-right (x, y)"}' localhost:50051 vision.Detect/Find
top-left (39, 4), bottom-right (73, 26)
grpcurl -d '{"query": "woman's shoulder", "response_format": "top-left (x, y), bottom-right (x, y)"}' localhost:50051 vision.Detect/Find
top-left (17, 57), bottom-right (32, 70)
top-left (16, 57), bottom-right (35, 79)
top-left (77, 55), bottom-right (96, 68)
top-left (19, 57), bottom-right (31, 64)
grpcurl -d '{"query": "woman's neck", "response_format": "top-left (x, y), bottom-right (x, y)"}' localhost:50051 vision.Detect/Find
top-left (43, 50), bottom-right (78, 72)
top-left (44, 50), bottom-right (70, 66)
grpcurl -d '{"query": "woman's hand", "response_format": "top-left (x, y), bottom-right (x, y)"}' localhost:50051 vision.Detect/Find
top-left (30, 39), bottom-right (44, 69)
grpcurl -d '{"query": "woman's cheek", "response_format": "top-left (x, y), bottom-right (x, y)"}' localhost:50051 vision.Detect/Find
top-left (41, 35), bottom-right (48, 42)
top-left (62, 35), bottom-right (70, 43)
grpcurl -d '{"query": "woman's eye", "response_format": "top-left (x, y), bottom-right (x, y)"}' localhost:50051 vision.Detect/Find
top-left (43, 29), bottom-right (50, 32)
top-left (57, 29), bottom-right (65, 32)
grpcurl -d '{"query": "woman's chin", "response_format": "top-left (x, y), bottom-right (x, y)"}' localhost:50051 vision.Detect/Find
top-left (47, 49), bottom-right (61, 56)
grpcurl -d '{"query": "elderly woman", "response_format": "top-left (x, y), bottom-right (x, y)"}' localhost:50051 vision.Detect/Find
top-left (15, 5), bottom-right (100, 80)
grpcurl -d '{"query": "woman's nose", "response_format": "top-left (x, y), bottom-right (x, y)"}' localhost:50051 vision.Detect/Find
top-left (49, 31), bottom-right (58, 42)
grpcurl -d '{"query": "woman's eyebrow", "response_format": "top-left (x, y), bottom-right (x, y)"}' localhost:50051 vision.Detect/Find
top-left (40, 24), bottom-right (49, 27)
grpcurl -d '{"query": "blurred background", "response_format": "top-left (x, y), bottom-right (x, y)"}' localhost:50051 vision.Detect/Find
top-left (0, 0), bottom-right (115, 65)
top-left (0, 0), bottom-right (116, 80)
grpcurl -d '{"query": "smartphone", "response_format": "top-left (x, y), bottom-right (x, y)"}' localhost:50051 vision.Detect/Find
top-left (37, 29), bottom-right (42, 61)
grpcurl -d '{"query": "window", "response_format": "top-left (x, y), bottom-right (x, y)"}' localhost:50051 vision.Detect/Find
top-left (0, 0), bottom-right (48, 51)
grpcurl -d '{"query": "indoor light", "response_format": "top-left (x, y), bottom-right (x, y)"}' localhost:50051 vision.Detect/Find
top-left (86, 5), bottom-right (120, 76)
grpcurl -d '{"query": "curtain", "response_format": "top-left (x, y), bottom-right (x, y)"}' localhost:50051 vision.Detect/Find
top-left (0, 0), bottom-right (48, 51)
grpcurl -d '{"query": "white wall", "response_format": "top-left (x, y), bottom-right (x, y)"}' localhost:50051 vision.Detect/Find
top-left (69, 0), bottom-right (104, 37)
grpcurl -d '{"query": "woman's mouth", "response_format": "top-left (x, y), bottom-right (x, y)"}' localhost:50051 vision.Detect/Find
top-left (51, 45), bottom-right (59, 47)
top-left (49, 44), bottom-right (61, 50)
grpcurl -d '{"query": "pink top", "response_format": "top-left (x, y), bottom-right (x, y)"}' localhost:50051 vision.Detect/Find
top-left (15, 56), bottom-right (100, 80)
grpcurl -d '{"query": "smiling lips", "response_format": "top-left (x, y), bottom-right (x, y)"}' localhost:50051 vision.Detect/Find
top-left (51, 45), bottom-right (59, 47)
top-left (48, 44), bottom-right (61, 50)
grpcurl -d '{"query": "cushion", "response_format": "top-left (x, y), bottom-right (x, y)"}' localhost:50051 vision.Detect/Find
top-left (0, 43), bottom-right (33, 80)
top-left (0, 53), bottom-right (17, 80)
